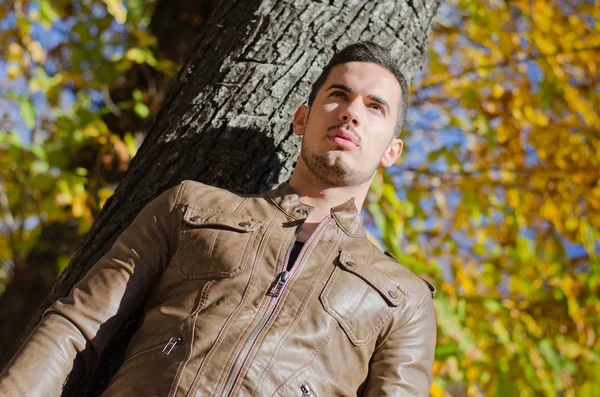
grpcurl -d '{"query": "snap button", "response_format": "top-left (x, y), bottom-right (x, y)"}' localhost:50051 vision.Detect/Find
top-left (346, 261), bottom-right (356, 268)
top-left (388, 290), bottom-right (398, 299)
top-left (295, 208), bottom-right (307, 216)
top-left (190, 215), bottom-right (201, 222)
top-left (238, 221), bottom-right (251, 228)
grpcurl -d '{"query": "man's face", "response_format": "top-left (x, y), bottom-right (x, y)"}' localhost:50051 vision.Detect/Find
top-left (293, 61), bottom-right (404, 187)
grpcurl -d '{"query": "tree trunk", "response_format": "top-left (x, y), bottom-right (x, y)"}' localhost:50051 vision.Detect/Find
top-left (14, 0), bottom-right (441, 394)
top-left (0, 221), bottom-right (79, 367)
top-left (0, 0), bottom-right (214, 368)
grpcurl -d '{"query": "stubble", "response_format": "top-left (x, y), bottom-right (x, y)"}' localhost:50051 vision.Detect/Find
top-left (300, 141), bottom-right (379, 188)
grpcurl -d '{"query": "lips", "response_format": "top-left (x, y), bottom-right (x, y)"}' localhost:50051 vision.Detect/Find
top-left (328, 128), bottom-right (359, 147)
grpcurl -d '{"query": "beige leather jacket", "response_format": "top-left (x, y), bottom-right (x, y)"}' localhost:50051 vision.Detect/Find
top-left (0, 180), bottom-right (436, 396)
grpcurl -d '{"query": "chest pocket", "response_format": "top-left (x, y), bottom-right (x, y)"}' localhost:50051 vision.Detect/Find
top-left (178, 205), bottom-right (261, 280)
top-left (320, 251), bottom-right (406, 346)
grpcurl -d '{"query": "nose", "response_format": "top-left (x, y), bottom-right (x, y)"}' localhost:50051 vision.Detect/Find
top-left (340, 100), bottom-right (361, 127)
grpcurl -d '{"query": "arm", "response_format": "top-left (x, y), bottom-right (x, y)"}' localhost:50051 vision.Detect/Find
top-left (363, 291), bottom-right (437, 397)
top-left (0, 183), bottom-right (184, 397)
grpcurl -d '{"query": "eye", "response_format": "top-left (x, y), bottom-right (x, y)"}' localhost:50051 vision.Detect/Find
top-left (370, 103), bottom-right (385, 114)
top-left (330, 90), bottom-right (348, 100)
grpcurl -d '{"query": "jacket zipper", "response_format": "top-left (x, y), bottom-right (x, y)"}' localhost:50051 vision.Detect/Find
top-left (162, 337), bottom-right (183, 355)
top-left (301, 383), bottom-right (315, 396)
top-left (220, 215), bottom-right (333, 396)
top-left (122, 337), bottom-right (182, 365)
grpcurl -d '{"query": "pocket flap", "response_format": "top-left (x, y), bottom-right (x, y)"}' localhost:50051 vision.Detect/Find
top-left (183, 206), bottom-right (261, 232)
top-left (338, 251), bottom-right (406, 307)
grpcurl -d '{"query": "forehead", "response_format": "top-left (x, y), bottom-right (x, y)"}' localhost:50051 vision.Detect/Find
top-left (322, 61), bottom-right (401, 109)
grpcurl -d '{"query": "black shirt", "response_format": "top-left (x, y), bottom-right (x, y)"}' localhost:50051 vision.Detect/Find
top-left (286, 241), bottom-right (305, 271)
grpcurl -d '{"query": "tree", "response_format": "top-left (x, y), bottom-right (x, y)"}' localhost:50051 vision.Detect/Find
top-left (4, 0), bottom-right (441, 395)
top-left (0, 0), bottom-right (204, 365)
top-left (3, 0), bottom-right (599, 395)
top-left (370, 0), bottom-right (600, 395)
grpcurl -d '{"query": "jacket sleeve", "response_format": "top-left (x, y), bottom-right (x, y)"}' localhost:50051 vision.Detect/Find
top-left (363, 290), bottom-right (437, 397)
top-left (0, 182), bottom-right (184, 397)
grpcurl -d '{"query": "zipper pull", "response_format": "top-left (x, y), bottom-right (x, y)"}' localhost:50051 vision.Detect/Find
top-left (162, 337), bottom-right (182, 355)
top-left (300, 384), bottom-right (313, 396)
top-left (268, 271), bottom-right (290, 297)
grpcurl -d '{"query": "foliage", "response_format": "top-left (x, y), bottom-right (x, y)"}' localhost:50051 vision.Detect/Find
top-left (1, 0), bottom-right (599, 396)
top-left (366, 0), bottom-right (600, 395)
top-left (0, 0), bottom-right (179, 289)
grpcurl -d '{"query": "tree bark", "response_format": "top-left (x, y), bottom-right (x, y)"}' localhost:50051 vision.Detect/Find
top-left (0, 221), bottom-right (79, 368)
top-left (12, 0), bottom-right (441, 395)
top-left (0, 0), bottom-right (214, 368)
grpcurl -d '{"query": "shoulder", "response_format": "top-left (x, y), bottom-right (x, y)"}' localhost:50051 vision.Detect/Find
top-left (339, 238), bottom-right (435, 304)
top-left (363, 241), bottom-right (436, 325)
top-left (369, 242), bottom-right (435, 302)
top-left (339, 236), bottom-right (435, 303)
top-left (379, 247), bottom-right (436, 300)
top-left (175, 180), bottom-right (249, 212)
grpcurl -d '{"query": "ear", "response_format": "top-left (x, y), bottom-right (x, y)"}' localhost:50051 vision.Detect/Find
top-left (293, 105), bottom-right (309, 136)
top-left (380, 138), bottom-right (403, 168)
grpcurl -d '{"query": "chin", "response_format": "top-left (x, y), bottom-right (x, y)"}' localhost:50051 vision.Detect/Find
top-left (301, 146), bottom-right (371, 184)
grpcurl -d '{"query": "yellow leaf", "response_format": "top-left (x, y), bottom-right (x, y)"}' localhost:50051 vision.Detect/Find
top-left (521, 313), bottom-right (543, 338)
top-left (104, 0), bottom-right (127, 24)
top-left (7, 65), bottom-right (20, 79)
top-left (125, 48), bottom-right (146, 64)
top-left (27, 40), bottom-right (45, 63)
top-left (507, 188), bottom-right (520, 207)
top-left (540, 199), bottom-right (560, 223)
top-left (98, 187), bottom-right (115, 209)
top-left (457, 267), bottom-right (476, 295)
top-left (430, 383), bottom-right (445, 397)
top-left (27, 9), bottom-right (40, 22)
top-left (535, 33), bottom-right (558, 54)
top-left (563, 85), bottom-right (600, 127)
top-left (7, 43), bottom-right (23, 61)
top-left (523, 105), bottom-right (536, 123)
top-left (534, 109), bottom-right (549, 126)
top-left (565, 217), bottom-right (578, 232)
top-left (492, 84), bottom-right (504, 98)
top-left (72, 193), bottom-right (86, 217)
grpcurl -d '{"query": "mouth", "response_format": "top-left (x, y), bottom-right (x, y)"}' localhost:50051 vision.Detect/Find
top-left (327, 128), bottom-right (359, 149)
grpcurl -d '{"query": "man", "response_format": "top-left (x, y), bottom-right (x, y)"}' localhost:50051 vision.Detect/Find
top-left (0, 41), bottom-right (436, 396)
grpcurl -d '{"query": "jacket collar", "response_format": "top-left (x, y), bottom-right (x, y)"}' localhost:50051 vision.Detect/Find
top-left (265, 181), bottom-right (366, 237)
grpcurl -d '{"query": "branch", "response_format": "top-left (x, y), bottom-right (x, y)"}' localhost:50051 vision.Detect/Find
top-left (0, 177), bottom-right (15, 232)
top-left (397, 163), bottom-right (599, 178)
top-left (416, 45), bottom-right (600, 92)
top-left (101, 85), bottom-right (122, 117)
top-left (0, 176), bottom-right (22, 271)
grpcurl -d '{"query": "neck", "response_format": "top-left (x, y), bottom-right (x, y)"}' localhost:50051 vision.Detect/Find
top-left (288, 162), bottom-right (371, 223)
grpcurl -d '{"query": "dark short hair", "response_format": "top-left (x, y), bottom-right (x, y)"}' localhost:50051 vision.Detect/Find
top-left (307, 41), bottom-right (409, 136)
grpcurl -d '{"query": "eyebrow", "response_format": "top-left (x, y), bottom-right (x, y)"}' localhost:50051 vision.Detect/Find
top-left (326, 83), bottom-right (391, 113)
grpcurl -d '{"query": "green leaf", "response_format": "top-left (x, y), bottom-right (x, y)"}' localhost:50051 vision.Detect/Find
top-left (56, 255), bottom-right (70, 274)
top-left (29, 143), bottom-right (46, 160)
top-left (30, 160), bottom-right (49, 174)
top-left (134, 103), bottom-right (149, 118)
top-left (74, 167), bottom-right (88, 177)
top-left (496, 379), bottom-right (519, 396)
top-left (464, 88), bottom-right (477, 108)
top-left (484, 299), bottom-right (502, 313)
top-left (19, 98), bottom-right (36, 129)
top-left (132, 89), bottom-right (143, 101)
top-left (126, 48), bottom-right (147, 64)
top-left (539, 338), bottom-right (561, 372)
top-left (123, 133), bottom-right (139, 158)
top-left (38, 0), bottom-right (59, 29)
